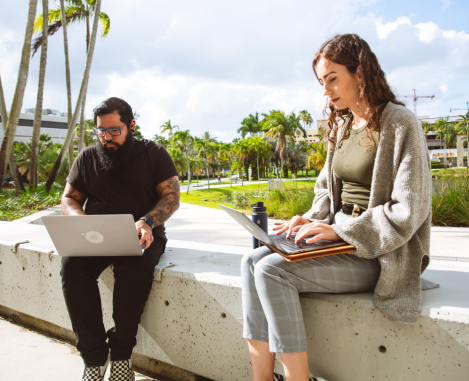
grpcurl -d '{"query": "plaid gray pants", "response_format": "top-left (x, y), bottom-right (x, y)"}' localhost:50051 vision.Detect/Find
top-left (241, 212), bottom-right (381, 353)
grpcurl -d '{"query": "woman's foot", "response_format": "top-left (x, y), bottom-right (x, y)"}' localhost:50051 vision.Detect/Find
top-left (273, 373), bottom-right (328, 381)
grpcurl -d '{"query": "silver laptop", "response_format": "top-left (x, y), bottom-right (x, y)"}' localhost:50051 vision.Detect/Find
top-left (42, 214), bottom-right (144, 257)
top-left (219, 204), bottom-right (346, 254)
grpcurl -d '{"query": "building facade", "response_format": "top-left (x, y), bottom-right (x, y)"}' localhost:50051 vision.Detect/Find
top-left (0, 112), bottom-right (69, 145)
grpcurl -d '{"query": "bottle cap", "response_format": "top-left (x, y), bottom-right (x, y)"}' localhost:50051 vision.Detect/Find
top-left (251, 201), bottom-right (266, 213)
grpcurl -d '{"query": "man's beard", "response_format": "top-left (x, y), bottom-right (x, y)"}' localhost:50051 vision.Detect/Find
top-left (96, 132), bottom-right (134, 172)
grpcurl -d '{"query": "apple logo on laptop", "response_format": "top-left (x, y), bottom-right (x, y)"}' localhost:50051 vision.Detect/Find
top-left (82, 231), bottom-right (104, 244)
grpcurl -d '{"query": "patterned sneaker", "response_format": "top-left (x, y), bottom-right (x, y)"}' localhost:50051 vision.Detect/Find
top-left (109, 359), bottom-right (135, 381)
top-left (274, 373), bottom-right (328, 381)
top-left (82, 363), bottom-right (108, 381)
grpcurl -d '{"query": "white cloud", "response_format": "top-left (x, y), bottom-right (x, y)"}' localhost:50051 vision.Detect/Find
top-left (440, 84), bottom-right (448, 94)
top-left (375, 17), bottom-right (411, 40)
top-left (441, 0), bottom-right (453, 10)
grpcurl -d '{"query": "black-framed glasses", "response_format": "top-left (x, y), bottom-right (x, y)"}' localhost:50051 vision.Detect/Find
top-left (93, 124), bottom-right (127, 137)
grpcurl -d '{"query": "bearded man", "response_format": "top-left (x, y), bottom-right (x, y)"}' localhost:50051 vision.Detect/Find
top-left (61, 97), bottom-right (180, 381)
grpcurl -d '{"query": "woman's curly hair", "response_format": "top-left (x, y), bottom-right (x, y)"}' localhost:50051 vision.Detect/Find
top-left (312, 34), bottom-right (404, 148)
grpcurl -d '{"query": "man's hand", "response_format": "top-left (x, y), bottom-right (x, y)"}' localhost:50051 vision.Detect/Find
top-left (272, 215), bottom-right (311, 238)
top-left (294, 221), bottom-right (341, 244)
top-left (135, 220), bottom-right (154, 249)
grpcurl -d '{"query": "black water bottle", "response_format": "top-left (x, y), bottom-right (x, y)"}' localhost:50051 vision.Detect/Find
top-left (251, 201), bottom-right (268, 249)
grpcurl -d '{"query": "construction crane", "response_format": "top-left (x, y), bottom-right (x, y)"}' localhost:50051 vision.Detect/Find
top-left (450, 101), bottom-right (469, 113)
top-left (397, 89), bottom-right (435, 115)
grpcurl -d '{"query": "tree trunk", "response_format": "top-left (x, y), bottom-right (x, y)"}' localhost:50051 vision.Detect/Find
top-left (185, 150), bottom-right (191, 195)
top-left (229, 158), bottom-right (232, 188)
top-left (0, 75), bottom-right (25, 192)
top-left (0, 0), bottom-right (39, 187)
top-left (46, 0), bottom-right (102, 191)
top-left (78, 14), bottom-right (91, 154)
top-left (257, 151), bottom-right (260, 186)
top-left (30, 0), bottom-right (49, 189)
top-left (205, 162), bottom-right (210, 189)
top-left (60, 0), bottom-right (73, 171)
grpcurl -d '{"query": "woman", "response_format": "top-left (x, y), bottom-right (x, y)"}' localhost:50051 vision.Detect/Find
top-left (241, 34), bottom-right (432, 381)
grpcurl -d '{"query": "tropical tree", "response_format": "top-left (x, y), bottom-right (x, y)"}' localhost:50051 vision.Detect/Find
top-left (45, 0), bottom-right (103, 191)
top-left (420, 121), bottom-right (432, 139)
top-left (173, 130), bottom-right (194, 194)
top-left (262, 110), bottom-right (305, 177)
top-left (233, 139), bottom-right (250, 185)
top-left (307, 141), bottom-right (328, 174)
top-left (434, 118), bottom-right (454, 169)
top-left (238, 112), bottom-right (263, 138)
top-left (152, 134), bottom-right (169, 147)
top-left (455, 111), bottom-right (469, 167)
top-left (0, 0), bottom-right (39, 190)
top-left (33, 0), bottom-right (111, 155)
top-left (219, 143), bottom-right (234, 187)
top-left (30, 0), bottom-right (49, 189)
top-left (200, 131), bottom-right (218, 143)
top-left (0, 75), bottom-right (26, 192)
top-left (159, 120), bottom-right (179, 137)
top-left (194, 139), bottom-right (212, 188)
top-left (247, 136), bottom-right (270, 185)
top-left (299, 110), bottom-right (313, 129)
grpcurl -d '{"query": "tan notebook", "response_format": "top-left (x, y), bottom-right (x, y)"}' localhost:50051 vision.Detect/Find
top-left (260, 241), bottom-right (356, 262)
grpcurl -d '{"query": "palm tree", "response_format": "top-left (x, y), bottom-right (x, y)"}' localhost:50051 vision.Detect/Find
top-left (45, 0), bottom-right (103, 191)
top-left (160, 120), bottom-right (179, 136)
top-left (201, 131), bottom-right (217, 143)
top-left (262, 110), bottom-right (305, 178)
top-left (233, 139), bottom-right (250, 186)
top-left (173, 130), bottom-right (194, 194)
top-left (219, 143), bottom-right (235, 187)
top-left (247, 136), bottom-right (269, 185)
top-left (194, 139), bottom-right (212, 189)
top-left (0, 75), bottom-right (26, 192)
top-left (33, 0), bottom-right (111, 155)
top-left (434, 118), bottom-right (453, 170)
top-left (455, 111), bottom-right (469, 168)
top-left (0, 0), bottom-right (39, 190)
top-left (238, 112), bottom-right (263, 138)
top-left (420, 121), bottom-right (432, 140)
top-left (307, 142), bottom-right (328, 174)
top-left (30, 0), bottom-right (49, 189)
top-left (152, 134), bottom-right (169, 147)
top-left (299, 110), bottom-right (313, 129)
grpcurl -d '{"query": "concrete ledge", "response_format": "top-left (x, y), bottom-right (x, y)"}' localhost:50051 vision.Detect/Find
top-left (1, 221), bottom-right (468, 381)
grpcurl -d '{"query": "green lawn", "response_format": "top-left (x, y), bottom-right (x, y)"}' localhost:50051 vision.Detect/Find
top-left (180, 180), bottom-right (317, 212)
top-left (432, 168), bottom-right (469, 180)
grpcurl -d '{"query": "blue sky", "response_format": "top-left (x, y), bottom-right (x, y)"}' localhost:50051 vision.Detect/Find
top-left (1, 0), bottom-right (468, 141)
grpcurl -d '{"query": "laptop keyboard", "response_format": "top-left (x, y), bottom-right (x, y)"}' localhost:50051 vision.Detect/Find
top-left (273, 234), bottom-right (322, 251)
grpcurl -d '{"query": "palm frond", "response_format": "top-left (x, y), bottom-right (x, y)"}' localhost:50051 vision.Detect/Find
top-left (99, 11), bottom-right (110, 37)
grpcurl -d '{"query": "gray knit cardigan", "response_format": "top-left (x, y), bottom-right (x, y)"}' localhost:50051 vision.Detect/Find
top-left (302, 102), bottom-right (432, 324)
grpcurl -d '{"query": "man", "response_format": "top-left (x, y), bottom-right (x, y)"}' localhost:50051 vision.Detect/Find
top-left (61, 97), bottom-right (180, 381)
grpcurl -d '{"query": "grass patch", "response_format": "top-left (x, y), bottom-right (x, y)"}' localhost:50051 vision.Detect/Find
top-left (432, 178), bottom-right (469, 227)
top-left (431, 168), bottom-right (469, 180)
top-left (0, 183), bottom-right (64, 222)
top-left (181, 180), bottom-right (317, 219)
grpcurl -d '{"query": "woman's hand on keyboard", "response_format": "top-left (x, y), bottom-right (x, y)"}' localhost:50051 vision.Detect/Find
top-left (294, 221), bottom-right (340, 244)
top-left (272, 215), bottom-right (311, 238)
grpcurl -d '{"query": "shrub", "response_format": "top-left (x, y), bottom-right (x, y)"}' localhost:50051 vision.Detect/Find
top-left (0, 183), bottom-right (63, 222)
top-left (432, 178), bottom-right (469, 227)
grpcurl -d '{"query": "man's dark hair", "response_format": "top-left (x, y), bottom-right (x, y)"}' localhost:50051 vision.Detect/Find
top-left (93, 97), bottom-right (133, 127)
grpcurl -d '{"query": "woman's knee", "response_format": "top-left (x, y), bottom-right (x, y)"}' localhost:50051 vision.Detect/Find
top-left (241, 246), bottom-right (273, 275)
top-left (253, 254), bottom-right (285, 281)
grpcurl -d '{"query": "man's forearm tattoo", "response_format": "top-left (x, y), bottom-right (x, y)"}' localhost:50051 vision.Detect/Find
top-left (62, 185), bottom-right (86, 216)
top-left (149, 177), bottom-right (180, 226)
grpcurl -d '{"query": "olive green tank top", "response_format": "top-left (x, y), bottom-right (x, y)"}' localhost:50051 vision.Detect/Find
top-left (332, 118), bottom-right (380, 211)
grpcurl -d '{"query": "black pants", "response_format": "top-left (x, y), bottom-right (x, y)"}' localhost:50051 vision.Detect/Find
top-left (61, 237), bottom-right (165, 366)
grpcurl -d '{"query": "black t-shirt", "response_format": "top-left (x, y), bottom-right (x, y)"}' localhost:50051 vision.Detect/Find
top-left (66, 139), bottom-right (179, 241)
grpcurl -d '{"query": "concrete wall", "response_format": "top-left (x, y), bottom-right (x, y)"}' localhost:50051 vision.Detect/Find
top-left (1, 221), bottom-right (468, 381)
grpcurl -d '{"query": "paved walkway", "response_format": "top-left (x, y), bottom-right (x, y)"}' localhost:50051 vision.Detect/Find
top-left (1, 203), bottom-right (468, 380)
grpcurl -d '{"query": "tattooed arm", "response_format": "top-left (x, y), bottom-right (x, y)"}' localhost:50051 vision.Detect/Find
top-left (136, 175), bottom-right (180, 248)
top-left (61, 182), bottom-right (88, 216)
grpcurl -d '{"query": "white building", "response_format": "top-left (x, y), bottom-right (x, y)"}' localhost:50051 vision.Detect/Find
top-left (0, 111), bottom-right (69, 145)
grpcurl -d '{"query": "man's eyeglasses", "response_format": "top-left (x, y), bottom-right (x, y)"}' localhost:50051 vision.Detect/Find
top-left (93, 124), bottom-right (127, 137)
